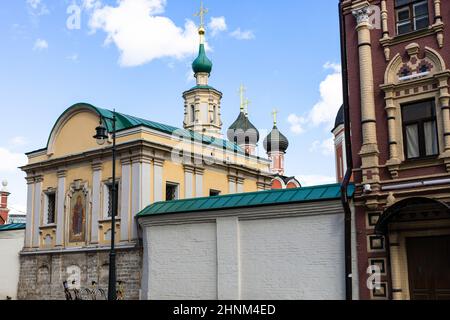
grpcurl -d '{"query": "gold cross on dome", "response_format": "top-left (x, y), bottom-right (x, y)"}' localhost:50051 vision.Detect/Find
top-left (244, 99), bottom-right (251, 116)
top-left (239, 84), bottom-right (246, 111)
top-left (194, 0), bottom-right (209, 28)
top-left (272, 109), bottom-right (278, 125)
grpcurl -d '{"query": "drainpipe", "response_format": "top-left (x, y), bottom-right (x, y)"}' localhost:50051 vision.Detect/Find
top-left (339, 0), bottom-right (354, 301)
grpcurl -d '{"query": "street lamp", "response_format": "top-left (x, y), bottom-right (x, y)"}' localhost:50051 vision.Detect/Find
top-left (93, 111), bottom-right (117, 301)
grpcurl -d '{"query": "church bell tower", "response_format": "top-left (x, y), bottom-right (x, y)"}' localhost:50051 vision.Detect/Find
top-left (183, 1), bottom-right (223, 138)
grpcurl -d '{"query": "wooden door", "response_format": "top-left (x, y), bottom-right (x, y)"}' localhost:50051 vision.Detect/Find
top-left (406, 235), bottom-right (450, 300)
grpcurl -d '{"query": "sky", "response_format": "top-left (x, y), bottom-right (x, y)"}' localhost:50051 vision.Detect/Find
top-left (0, 0), bottom-right (343, 216)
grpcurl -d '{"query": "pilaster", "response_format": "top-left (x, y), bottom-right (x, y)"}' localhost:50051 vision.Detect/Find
top-left (236, 176), bottom-right (245, 194)
top-left (153, 157), bottom-right (165, 202)
top-left (32, 175), bottom-right (43, 248)
top-left (184, 164), bottom-right (195, 199)
top-left (120, 157), bottom-right (132, 242)
top-left (25, 176), bottom-right (35, 248)
top-left (90, 162), bottom-right (102, 244)
top-left (194, 167), bottom-right (205, 198)
top-left (352, 3), bottom-right (380, 185)
top-left (228, 175), bottom-right (237, 194)
top-left (55, 169), bottom-right (67, 246)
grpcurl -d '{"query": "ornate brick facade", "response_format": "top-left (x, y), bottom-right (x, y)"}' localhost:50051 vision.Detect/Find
top-left (342, 0), bottom-right (450, 300)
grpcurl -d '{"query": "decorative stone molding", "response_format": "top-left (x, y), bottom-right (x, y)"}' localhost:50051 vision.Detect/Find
top-left (57, 169), bottom-right (67, 178)
top-left (381, 44), bottom-right (450, 176)
top-left (386, 192), bottom-right (396, 207)
top-left (153, 158), bottom-right (165, 168)
top-left (91, 161), bottom-right (103, 172)
top-left (25, 176), bottom-right (35, 185)
top-left (352, 6), bottom-right (370, 25)
top-left (183, 164), bottom-right (195, 174)
top-left (39, 225), bottom-right (56, 248)
top-left (194, 166), bottom-right (205, 176)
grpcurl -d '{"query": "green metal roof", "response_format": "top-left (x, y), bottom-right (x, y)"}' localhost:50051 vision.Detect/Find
top-left (137, 183), bottom-right (355, 218)
top-left (0, 223), bottom-right (26, 232)
top-left (40, 103), bottom-right (242, 154)
top-left (185, 85), bottom-right (221, 93)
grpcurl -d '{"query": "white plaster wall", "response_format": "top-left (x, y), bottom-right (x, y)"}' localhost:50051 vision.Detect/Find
top-left (142, 204), bottom-right (347, 300)
top-left (0, 230), bottom-right (25, 300)
top-left (239, 214), bottom-right (345, 300)
top-left (147, 223), bottom-right (217, 300)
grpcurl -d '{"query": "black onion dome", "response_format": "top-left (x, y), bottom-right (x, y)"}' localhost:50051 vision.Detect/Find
top-left (227, 112), bottom-right (260, 145)
top-left (263, 125), bottom-right (289, 153)
top-left (332, 105), bottom-right (344, 132)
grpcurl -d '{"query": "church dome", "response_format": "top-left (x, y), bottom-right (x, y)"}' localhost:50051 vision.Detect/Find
top-left (227, 112), bottom-right (260, 145)
top-left (192, 44), bottom-right (213, 74)
top-left (332, 104), bottom-right (344, 132)
top-left (263, 125), bottom-right (289, 153)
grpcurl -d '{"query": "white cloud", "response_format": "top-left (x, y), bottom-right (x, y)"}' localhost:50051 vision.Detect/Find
top-left (288, 62), bottom-right (342, 133)
top-left (208, 16), bottom-right (227, 36)
top-left (0, 148), bottom-right (27, 172)
top-left (296, 174), bottom-right (336, 187)
top-left (27, 0), bottom-right (49, 16)
top-left (66, 53), bottom-right (79, 62)
top-left (230, 28), bottom-right (255, 40)
top-left (308, 62), bottom-right (343, 127)
top-left (0, 147), bottom-right (28, 221)
top-left (287, 114), bottom-right (305, 135)
top-left (185, 68), bottom-right (195, 83)
top-left (323, 62), bottom-right (342, 73)
top-left (310, 137), bottom-right (335, 156)
top-left (88, 0), bottom-right (201, 67)
top-left (9, 136), bottom-right (28, 147)
top-left (82, 0), bottom-right (102, 11)
top-left (33, 38), bottom-right (48, 51)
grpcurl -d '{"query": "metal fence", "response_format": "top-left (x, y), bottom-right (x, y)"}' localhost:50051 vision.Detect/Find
top-left (63, 281), bottom-right (125, 300)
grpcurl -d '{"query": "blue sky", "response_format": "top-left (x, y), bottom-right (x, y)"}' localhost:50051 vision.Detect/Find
top-left (0, 0), bottom-right (343, 215)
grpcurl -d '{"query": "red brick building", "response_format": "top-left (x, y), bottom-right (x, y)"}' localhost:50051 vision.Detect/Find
top-left (0, 181), bottom-right (10, 225)
top-left (341, 0), bottom-right (450, 300)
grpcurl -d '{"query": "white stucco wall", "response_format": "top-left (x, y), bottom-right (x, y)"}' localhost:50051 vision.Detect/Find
top-left (239, 214), bottom-right (344, 300)
top-left (146, 223), bottom-right (218, 300)
top-left (141, 201), bottom-right (350, 300)
top-left (0, 229), bottom-right (25, 300)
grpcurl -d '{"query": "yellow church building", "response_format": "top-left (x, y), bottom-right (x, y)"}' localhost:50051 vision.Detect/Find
top-left (17, 17), bottom-right (274, 299)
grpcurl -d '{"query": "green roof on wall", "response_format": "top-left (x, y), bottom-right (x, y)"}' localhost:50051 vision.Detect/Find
top-left (0, 223), bottom-right (26, 232)
top-left (137, 183), bottom-right (354, 218)
top-left (33, 103), bottom-right (243, 155)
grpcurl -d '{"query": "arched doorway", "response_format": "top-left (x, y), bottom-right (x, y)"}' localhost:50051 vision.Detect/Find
top-left (375, 197), bottom-right (450, 300)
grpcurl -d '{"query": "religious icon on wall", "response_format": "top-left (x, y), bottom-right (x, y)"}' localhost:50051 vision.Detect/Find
top-left (69, 191), bottom-right (86, 243)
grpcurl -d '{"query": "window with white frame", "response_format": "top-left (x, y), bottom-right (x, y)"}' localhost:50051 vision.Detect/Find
top-left (209, 189), bottom-right (221, 197)
top-left (395, 0), bottom-right (429, 35)
top-left (166, 183), bottom-right (179, 201)
top-left (104, 182), bottom-right (119, 218)
top-left (44, 192), bottom-right (56, 225)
